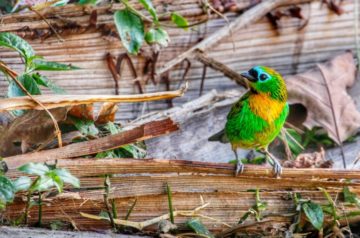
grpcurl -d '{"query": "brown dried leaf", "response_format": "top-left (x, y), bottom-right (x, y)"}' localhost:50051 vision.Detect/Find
top-left (0, 108), bottom-right (68, 157)
top-left (95, 103), bottom-right (118, 124)
top-left (68, 104), bottom-right (94, 121)
top-left (286, 52), bottom-right (360, 143)
top-left (283, 148), bottom-right (333, 168)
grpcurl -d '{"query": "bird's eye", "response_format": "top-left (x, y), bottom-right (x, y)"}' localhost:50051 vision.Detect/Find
top-left (259, 74), bottom-right (268, 81)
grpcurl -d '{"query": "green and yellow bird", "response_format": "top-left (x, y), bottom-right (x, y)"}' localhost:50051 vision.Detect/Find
top-left (209, 66), bottom-right (289, 177)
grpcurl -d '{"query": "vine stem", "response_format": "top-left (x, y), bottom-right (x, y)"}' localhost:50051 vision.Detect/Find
top-left (0, 61), bottom-right (63, 148)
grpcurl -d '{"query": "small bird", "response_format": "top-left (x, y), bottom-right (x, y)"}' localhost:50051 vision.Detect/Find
top-left (209, 66), bottom-right (289, 177)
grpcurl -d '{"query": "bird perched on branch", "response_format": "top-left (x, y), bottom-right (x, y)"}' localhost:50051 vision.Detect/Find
top-left (209, 66), bottom-right (288, 177)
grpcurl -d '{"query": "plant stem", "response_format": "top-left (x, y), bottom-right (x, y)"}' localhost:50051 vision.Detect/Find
top-left (125, 198), bottom-right (137, 220)
top-left (166, 183), bottom-right (174, 224)
top-left (37, 192), bottom-right (42, 227)
top-left (24, 177), bottom-right (39, 225)
top-left (111, 199), bottom-right (117, 219)
top-left (24, 190), bottom-right (32, 225)
top-left (104, 175), bottom-right (117, 231)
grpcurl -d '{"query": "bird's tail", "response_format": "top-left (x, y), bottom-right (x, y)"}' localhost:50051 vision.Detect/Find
top-left (208, 129), bottom-right (229, 143)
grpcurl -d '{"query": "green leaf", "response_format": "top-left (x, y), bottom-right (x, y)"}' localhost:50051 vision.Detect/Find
top-left (8, 74), bottom-right (41, 97)
top-left (0, 32), bottom-right (35, 61)
top-left (186, 218), bottom-right (214, 238)
top-left (77, 0), bottom-right (100, 5)
top-left (104, 122), bottom-right (121, 134)
top-left (170, 12), bottom-right (189, 29)
top-left (0, 176), bottom-right (15, 203)
top-left (50, 220), bottom-right (66, 230)
top-left (13, 176), bottom-right (32, 192)
top-left (99, 210), bottom-right (110, 219)
top-left (31, 176), bottom-right (56, 192)
top-left (32, 73), bottom-right (66, 94)
top-left (18, 163), bottom-right (49, 176)
top-left (145, 28), bottom-right (169, 47)
top-left (46, 170), bottom-right (64, 192)
top-left (302, 201), bottom-right (324, 230)
top-left (138, 0), bottom-right (158, 22)
top-left (343, 186), bottom-right (360, 207)
top-left (52, 0), bottom-right (71, 6)
top-left (54, 168), bottom-right (80, 188)
top-left (32, 60), bottom-right (80, 71)
top-left (114, 9), bottom-right (144, 54)
top-left (71, 117), bottom-right (99, 137)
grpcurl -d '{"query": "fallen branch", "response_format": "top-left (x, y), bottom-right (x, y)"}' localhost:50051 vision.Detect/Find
top-left (4, 118), bottom-right (179, 169)
top-left (156, 0), bottom-right (315, 75)
top-left (0, 82), bottom-right (188, 111)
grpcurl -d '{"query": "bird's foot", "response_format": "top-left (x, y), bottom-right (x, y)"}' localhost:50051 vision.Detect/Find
top-left (235, 159), bottom-right (244, 176)
top-left (271, 157), bottom-right (282, 178)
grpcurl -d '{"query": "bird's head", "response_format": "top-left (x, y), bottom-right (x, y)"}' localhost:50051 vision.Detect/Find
top-left (241, 66), bottom-right (287, 102)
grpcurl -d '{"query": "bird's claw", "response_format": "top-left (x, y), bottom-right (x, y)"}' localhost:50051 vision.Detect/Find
top-left (272, 158), bottom-right (282, 178)
top-left (235, 160), bottom-right (244, 176)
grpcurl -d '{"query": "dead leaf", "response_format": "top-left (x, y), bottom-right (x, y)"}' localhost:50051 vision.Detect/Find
top-left (68, 104), bottom-right (94, 121)
top-left (0, 108), bottom-right (68, 157)
top-left (283, 148), bottom-right (333, 168)
top-left (95, 102), bottom-right (118, 124)
top-left (286, 51), bottom-right (360, 144)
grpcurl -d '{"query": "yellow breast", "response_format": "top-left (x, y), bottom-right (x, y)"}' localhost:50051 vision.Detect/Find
top-left (248, 93), bottom-right (285, 123)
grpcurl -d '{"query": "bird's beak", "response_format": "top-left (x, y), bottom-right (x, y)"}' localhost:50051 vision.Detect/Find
top-left (241, 71), bottom-right (257, 82)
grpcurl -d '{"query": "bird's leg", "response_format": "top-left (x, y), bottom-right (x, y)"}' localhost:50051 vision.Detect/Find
top-left (263, 148), bottom-right (282, 178)
top-left (233, 149), bottom-right (244, 176)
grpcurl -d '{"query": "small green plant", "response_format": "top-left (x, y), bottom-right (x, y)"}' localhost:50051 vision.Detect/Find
top-left (280, 127), bottom-right (335, 158)
top-left (0, 32), bottom-right (78, 98)
top-left (0, 161), bottom-right (79, 227)
top-left (113, 0), bottom-right (188, 54)
top-left (238, 188), bottom-right (267, 224)
top-left (16, 162), bottom-right (80, 225)
top-left (293, 193), bottom-right (324, 232)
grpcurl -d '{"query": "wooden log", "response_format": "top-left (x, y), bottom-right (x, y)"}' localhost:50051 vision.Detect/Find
top-left (5, 158), bottom-right (360, 234)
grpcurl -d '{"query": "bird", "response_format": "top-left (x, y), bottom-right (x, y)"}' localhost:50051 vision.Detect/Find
top-left (208, 66), bottom-right (289, 178)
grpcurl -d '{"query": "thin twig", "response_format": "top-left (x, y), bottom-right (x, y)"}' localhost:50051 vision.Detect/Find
top-left (280, 128), bottom-right (293, 160)
top-left (0, 61), bottom-right (63, 148)
top-left (29, 7), bottom-right (64, 42)
top-left (156, 0), bottom-right (315, 75)
top-left (199, 65), bottom-right (207, 96)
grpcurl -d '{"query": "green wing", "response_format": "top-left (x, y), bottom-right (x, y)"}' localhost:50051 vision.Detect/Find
top-left (227, 91), bottom-right (250, 119)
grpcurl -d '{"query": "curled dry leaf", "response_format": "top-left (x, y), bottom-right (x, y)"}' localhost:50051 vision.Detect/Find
top-left (95, 102), bottom-right (119, 124)
top-left (286, 52), bottom-right (360, 144)
top-left (283, 148), bottom-right (333, 168)
top-left (68, 104), bottom-right (94, 121)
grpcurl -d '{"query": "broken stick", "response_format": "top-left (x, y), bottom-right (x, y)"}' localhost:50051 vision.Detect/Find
top-left (4, 118), bottom-right (179, 169)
